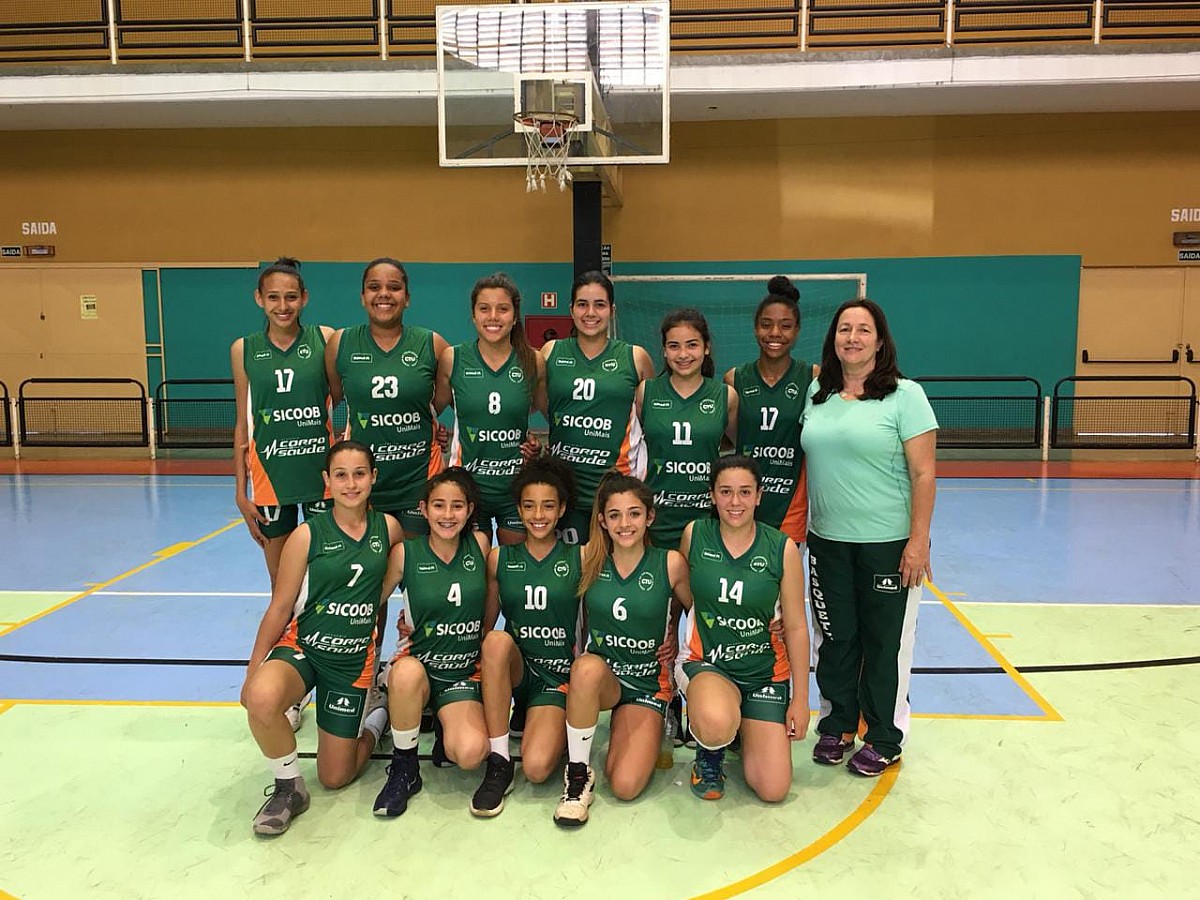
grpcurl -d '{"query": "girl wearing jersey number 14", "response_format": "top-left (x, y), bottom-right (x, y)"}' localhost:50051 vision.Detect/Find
top-left (241, 440), bottom-right (403, 836)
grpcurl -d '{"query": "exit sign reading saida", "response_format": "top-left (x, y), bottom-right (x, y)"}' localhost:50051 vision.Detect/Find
top-left (1, 246), bottom-right (20, 258)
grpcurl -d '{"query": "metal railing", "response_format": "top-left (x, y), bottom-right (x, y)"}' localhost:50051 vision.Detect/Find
top-left (0, 380), bottom-right (12, 448)
top-left (18, 378), bottom-right (150, 448)
top-left (0, 0), bottom-right (1196, 64)
top-left (915, 376), bottom-right (1042, 449)
top-left (155, 378), bottom-right (236, 449)
top-left (1051, 375), bottom-right (1197, 450)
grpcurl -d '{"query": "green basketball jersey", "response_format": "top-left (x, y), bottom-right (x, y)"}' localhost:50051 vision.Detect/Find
top-left (642, 375), bottom-right (728, 546)
top-left (583, 547), bottom-right (672, 696)
top-left (732, 358), bottom-right (813, 538)
top-left (243, 325), bottom-right (332, 506)
top-left (683, 518), bottom-right (790, 686)
top-left (496, 541), bottom-right (582, 686)
top-left (286, 509), bottom-right (391, 660)
top-left (336, 324), bottom-right (440, 512)
top-left (545, 338), bottom-right (643, 511)
top-left (398, 536), bottom-right (487, 679)
top-left (448, 341), bottom-right (531, 502)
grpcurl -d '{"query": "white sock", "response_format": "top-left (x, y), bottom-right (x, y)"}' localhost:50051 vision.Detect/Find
top-left (363, 707), bottom-right (388, 744)
top-left (268, 751), bottom-right (300, 781)
top-left (489, 735), bottom-right (510, 761)
top-left (391, 726), bottom-right (420, 752)
top-left (566, 723), bottom-right (596, 766)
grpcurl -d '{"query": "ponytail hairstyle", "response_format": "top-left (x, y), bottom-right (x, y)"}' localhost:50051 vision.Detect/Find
top-left (577, 471), bottom-right (655, 597)
top-left (510, 453), bottom-right (576, 512)
top-left (812, 298), bottom-right (903, 404)
top-left (362, 257), bottom-right (409, 292)
top-left (709, 453), bottom-right (761, 491)
top-left (754, 275), bottom-right (801, 329)
top-left (257, 256), bottom-right (305, 295)
top-left (659, 307), bottom-right (715, 379)
top-left (470, 272), bottom-right (537, 386)
top-left (420, 467), bottom-right (481, 539)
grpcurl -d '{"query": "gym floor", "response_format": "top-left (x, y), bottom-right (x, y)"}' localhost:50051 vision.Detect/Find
top-left (1, 468), bottom-right (1197, 899)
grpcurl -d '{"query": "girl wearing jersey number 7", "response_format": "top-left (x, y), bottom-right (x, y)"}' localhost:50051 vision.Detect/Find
top-left (373, 468), bottom-right (495, 818)
top-left (535, 271), bottom-right (655, 545)
top-left (326, 258), bottom-right (449, 538)
top-left (635, 308), bottom-right (738, 550)
top-left (241, 440), bottom-right (401, 836)
top-left (552, 473), bottom-right (692, 828)
top-left (434, 272), bottom-right (544, 546)
top-left (723, 276), bottom-right (818, 545)
top-left (678, 456), bottom-right (810, 802)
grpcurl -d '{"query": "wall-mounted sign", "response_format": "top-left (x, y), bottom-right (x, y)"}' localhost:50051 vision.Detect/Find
top-left (1180, 250), bottom-right (1200, 262)
top-left (21, 221), bottom-right (57, 235)
top-left (1, 246), bottom-right (21, 258)
top-left (601, 242), bottom-right (612, 276)
top-left (540, 291), bottom-right (557, 309)
top-left (24, 245), bottom-right (55, 257)
top-left (1171, 208), bottom-right (1200, 223)
top-left (1173, 232), bottom-right (1200, 247)
top-left (80, 295), bottom-right (98, 319)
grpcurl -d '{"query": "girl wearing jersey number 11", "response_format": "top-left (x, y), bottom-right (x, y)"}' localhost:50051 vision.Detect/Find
top-left (678, 456), bottom-right (810, 802)
top-left (241, 440), bottom-right (402, 836)
top-left (373, 468), bottom-right (495, 819)
top-left (553, 473), bottom-right (692, 828)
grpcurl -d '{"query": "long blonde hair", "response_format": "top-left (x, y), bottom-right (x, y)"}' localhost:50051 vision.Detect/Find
top-left (577, 471), bottom-right (655, 597)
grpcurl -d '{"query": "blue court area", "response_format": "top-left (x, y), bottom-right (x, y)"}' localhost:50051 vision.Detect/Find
top-left (8, 474), bottom-right (1185, 718)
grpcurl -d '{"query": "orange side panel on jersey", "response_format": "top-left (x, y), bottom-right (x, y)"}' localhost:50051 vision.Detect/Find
top-left (274, 618), bottom-right (301, 653)
top-left (248, 436), bottom-right (281, 507)
top-left (684, 614), bottom-right (705, 663)
top-left (614, 421), bottom-right (634, 475)
top-left (352, 641), bottom-right (378, 689)
top-left (655, 659), bottom-right (673, 702)
top-left (778, 464), bottom-right (809, 543)
top-left (770, 630), bottom-right (791, 682)
top-left (427, 436), bottom-right (446, 478)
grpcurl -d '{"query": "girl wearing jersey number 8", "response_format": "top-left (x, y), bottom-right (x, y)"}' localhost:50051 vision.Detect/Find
top-left (535, 272), bottom-right (655, 546)
top-left (677, 456), bottom-right (810, 802)
top-left (552, 473), bottom-right (692, 828)
top-left (373, 468), bottom-right (496, 818)
top-left (434, 272), bottom-right (544, 546)
top-left (241, 440), bottom-right (402, 836)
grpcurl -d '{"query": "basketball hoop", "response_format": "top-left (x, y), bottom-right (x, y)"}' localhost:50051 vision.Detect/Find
top-left (514, 111), bottom-right (578, 193)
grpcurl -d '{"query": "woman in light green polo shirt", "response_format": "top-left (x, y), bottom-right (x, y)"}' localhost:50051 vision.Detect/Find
top-left (799, 298), bottom-right (937, 777)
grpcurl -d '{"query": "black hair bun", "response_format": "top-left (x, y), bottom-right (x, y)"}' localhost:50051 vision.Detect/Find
top-left (767, 275), bottom-right (799, 302)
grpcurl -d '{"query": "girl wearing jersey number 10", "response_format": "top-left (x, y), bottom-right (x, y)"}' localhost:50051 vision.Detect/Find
top-left (241, 440), bottom-right (402, 836)
top-left (434, 272), bottom-right (544, 546)
top-left (553, 473), bottom-right (693, 828)
top-left (535, 271), bottom-right (655, 546)
top-left (677, 456), bottom-right (810, 802)
top-left (469, 456), bottom-right (582, 818)
top-left (723, 276), bottom-right (818, 545)
top-left (634, 308), bottom-right (738, 551)
top-left (326, 258), bottom-right (449, 539)
top-left (373, 468), bottom-right (495, 818)
top-left (232, 257), bottom-right (335, 732)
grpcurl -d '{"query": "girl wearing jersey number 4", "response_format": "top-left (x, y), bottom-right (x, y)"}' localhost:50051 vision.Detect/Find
top-left (373, 468), bottom-right (495, 818)
top-left (241, 441), bottom-right (402, 836)
top-left (434, 272), bottom-right (544, 546)
top-left (535, 271), bottom-right (655, 545)
top-left (678, 456), bottom-right (810, 802)
top-left (232, 257), bottom-right (335, 732)
top-left (470, 456), bottom-right (582, 818)
top-left (553, 473), bottom-right (692, 828)
top-left (723, 277), bottom-right (818, 545)
top-left (635, 308), bottom-right (738, 551)
top-left (326, 258), bottom-right (449, 538)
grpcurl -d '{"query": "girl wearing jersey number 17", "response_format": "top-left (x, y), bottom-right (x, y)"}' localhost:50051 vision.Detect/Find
top-left (677, 456), bottom-right (810, 803)
top-left (553, 473), bottom-right (693, 828)
top-left (241, 440), bottom-right (403, 836)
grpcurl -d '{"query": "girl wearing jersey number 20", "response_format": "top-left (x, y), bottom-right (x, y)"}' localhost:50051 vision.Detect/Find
top-left (678, 456), bottom-right (810, 802)
top-left (553, 473), bottom-right (693, 828)
top-left (241, 440), bottom-right (402, 836)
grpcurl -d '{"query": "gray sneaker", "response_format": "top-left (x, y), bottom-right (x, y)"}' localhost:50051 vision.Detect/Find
top-left (252, 777), bottom-right (310, 835)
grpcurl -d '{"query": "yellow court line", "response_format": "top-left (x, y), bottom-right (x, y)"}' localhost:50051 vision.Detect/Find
top-left (1, 698), bottom-right (241, 710)
top-left (0, 520), bottom-right (241, 638)
top-left (0, 702), bottom-right (14, 717)
top-left (926, 581), bottom-right (1063, 722)
top-left (915, 712), bottom-right (1052, 722)
top-left (689, 765), bottom-right (900, 900)
top-left (982, 633), bottom-right (1014, 639)
top-left (0, 887), bottom-right (19, 899)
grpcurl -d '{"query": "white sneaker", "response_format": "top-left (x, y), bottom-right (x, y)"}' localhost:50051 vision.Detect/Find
top-left (286, 690), bottom-right (313, 732)
top-left (553, 762), bottom-right (595, 828)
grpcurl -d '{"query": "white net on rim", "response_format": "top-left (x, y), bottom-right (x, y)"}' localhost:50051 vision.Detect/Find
top-left (515, 112), bottom-right (578, 192)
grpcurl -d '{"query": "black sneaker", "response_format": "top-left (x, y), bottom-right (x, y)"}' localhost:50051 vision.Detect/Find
top-left (508, 699), bottom-right (527, 739)
top-left (252, 777), bottom-right (310, 835)
top-left (419, 706), bottom-right (435, 734)
top-left (373, 752), bottom-right (422, 818)
top-left (430, 714), bottom-right (452, 768)
top-left (469, 752), bottom-right (516, 818)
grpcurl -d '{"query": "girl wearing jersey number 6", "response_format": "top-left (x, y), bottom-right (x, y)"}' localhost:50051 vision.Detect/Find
top-left (635, 308), bottom-right (738, 551)
top-left (470, 456), bottom-right (582, 818)
top-left (241, 440), bottom-right (401, 836)
top-left (373, 468), bottom-right (495, 818)
top-left (678, 456), bottom-right (810, 802)
top-left (723, 277), bottom-right (818, 545)
top-left (232, 257), bottom-right (334, 732)
top-left (536, 271), bottom-right (655, 546)
top-left (434, 272), bottom-right (544, 546)
top-left (326, 258), bottom-right (449, 538)
top-left (553, 473), bottom-right (692, 828)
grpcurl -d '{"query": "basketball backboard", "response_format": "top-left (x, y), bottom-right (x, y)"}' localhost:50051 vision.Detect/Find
top-left (437, 1), bottom-right (670, 168)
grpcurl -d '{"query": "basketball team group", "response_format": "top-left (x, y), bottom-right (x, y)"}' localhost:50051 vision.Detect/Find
top-left (232, 257), bottom-right (938, 835)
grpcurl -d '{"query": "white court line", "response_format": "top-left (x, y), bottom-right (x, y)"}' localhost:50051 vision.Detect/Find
top-left (953, 600), bottom-right (1200, 608)
top-left (92, 590), bottom-right (269, 597)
